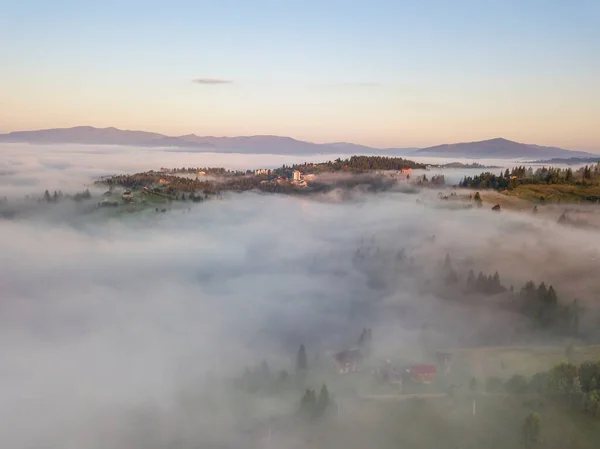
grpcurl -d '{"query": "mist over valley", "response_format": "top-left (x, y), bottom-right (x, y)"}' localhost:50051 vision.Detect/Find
top-left (2, 143), bottom-right (600, 448)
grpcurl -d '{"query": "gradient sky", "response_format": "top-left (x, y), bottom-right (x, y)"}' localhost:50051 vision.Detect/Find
top-left (2, 0), bottom-right (599, 150)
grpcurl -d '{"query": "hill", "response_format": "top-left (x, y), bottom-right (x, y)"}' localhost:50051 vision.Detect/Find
top-left (0, 126), bottom-right (413, 156)
top-left (417, 138), bottom-right (594, 159)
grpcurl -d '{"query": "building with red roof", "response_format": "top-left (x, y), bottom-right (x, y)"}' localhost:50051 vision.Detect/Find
top-left (408, 364), bottom-right (437, 384)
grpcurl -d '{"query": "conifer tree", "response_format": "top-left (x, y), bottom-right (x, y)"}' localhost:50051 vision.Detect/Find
top-left (296, 344), bottom-right (308, 374)
top-left (317, 384), bottom-right (330, 416)
top-left (466, 270), bottom-right (476, 290)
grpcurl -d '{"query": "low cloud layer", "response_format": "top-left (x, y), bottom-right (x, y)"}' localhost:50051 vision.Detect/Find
top-left (192, 78), bottom-right (233, 85)
top-left (0, 143), bottom-right (599, 447)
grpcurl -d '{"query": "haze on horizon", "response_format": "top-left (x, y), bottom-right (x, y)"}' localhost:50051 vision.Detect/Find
top-left (2, 0), bottom-right (600, 151)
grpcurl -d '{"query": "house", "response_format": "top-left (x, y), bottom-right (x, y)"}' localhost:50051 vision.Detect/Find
top-left (408, 364), bottom-right (437, 384)
top-left (401, 168), bottom-right (412, 174)
top-left (435, 352), bottom-right (453, 376)
top-left (122, 190), bottom-right (134, 201)
top-left (380, 360), bottom-right (404, 389)
top-left (293, 170), bottom-right (302, 181)
top-left (333, 349), bottom-right (362, 374)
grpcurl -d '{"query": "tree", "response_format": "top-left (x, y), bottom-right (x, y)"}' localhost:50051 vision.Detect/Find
top-left (579, 361), bottom-right (600, 393)
top-left (44, 190), bottom-right (51, 202)
top-left (546, 286), bottom-right (558, 305)
top-left (486, 376), bottom-right (504, 393)
top-left (317, 384), bottom-right (330, 416)
top-left (565, 168), bottom-right (574, 182)
top-left (521, 412), bottom-right (541, 449)
top-left (277, 369), bottom-right (289, 384)
top-left (547, 362), bottom-right (580, 398)
top-left (296, 344), bottom-right (308, 374)
top-left (506, 374), bottom-right (529, 395)
top-left (259, 360), bottom-right (271, 385)
top-left (530, 372), bottom-right (549, 396)
top-left (469, 377), bottom-right (478, 393)
top-left (300, 388), bottom-right (317, 419)
top-left (537, 282), bottom-right (547, 302)
top-left (587, 390), bottom-right (600, 417)
top-left (491, 271), bottom-right (501, 292)
top-left (466, 270), bottom-right (476, 290)
top-left (358, 328), bottom-right (373, 355)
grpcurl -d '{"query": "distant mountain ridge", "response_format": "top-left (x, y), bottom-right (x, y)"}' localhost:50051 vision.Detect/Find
top-left (417, 137), bottom-right (594, 159)
top-left (0, 127), bottom-right (595, 158)
top-left (0, 126), bottom-right (417, 155)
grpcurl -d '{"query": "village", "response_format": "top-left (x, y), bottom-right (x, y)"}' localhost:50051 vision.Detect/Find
top-left (328, 333), bottom-right (453, 397)
top-left (94, 158), bottom-right (418, 210)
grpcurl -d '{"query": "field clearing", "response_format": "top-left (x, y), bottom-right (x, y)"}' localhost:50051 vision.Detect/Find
top-left (458, 345), bottom-right (600, 380)
top-left (314, 394), bottom-right (600, 449)
top-left (507, 184), bottom-right (600, 203)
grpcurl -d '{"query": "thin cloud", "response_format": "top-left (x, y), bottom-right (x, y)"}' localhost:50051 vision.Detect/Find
top-left (192, 78), bottom-right (233, 85)
top-left (320, 82), bottom-right (382, 88)
top-left (353, 82), bottom-right (380, 87)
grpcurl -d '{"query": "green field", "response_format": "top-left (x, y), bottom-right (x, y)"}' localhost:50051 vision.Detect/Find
top-left (507, 184), bottom-right (600, 203)
top-left (458, 345), bottom-right (600, 380)
top-left (317, 394), bottom-right (600, 449)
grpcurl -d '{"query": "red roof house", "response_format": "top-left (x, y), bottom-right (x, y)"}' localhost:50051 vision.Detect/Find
top-left (408, 364), bottom-right (437, 384)
top-left (333, 349), bottom-right (362, 374)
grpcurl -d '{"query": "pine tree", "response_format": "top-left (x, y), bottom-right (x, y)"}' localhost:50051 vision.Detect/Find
top-left (492, 271), bottom-right (501, 292)
top-left (317, 384), bottom-right (330, 416)
top-left (300, 389), bottom-right (317, 418)
top-left (476, 272), bottom-right (486, 292)
top-left (296, 344), bottom-right (308, 374)
top-left (466, 270), bottom-right (476, 290)
top-left (469, 377), bottom-right (478, 392)
top-left (537, 282), bottom-right (548, 302)
top-left (546, 286), bottom-right (558, 305)
top-left (44, 190), bottom-right (51, 202)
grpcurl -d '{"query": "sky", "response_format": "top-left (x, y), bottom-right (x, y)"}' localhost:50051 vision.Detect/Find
top-left (2, 0), bottom-right (599, 150)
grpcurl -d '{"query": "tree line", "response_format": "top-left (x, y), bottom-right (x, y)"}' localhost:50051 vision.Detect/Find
top-left (287, 155), bottom-right (426, 174)
top-left (459, 164), bottom-right (600, 191)
top-left (442, 255), bottom-right (581, 336)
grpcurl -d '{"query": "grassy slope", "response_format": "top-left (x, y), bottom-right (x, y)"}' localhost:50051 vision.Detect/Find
top-left (306, 395), bottom-right (600, 449)
top-left (458, 345), bottom-right (600, 380)
top-left (507, 184), bottom-right (600, 203)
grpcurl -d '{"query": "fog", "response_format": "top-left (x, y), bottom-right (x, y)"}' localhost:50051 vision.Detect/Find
top-left (1, 144), bottom-right (599, 448)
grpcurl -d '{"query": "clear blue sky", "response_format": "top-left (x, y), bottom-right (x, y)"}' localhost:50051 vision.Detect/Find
top-left (2, 0), bottom-right (599, 150)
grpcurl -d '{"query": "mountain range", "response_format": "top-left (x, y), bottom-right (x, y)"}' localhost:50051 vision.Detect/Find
top-left (0, 126), bottom-right (596, 159)
top-left (415, 138), bottom-right (595, 159)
